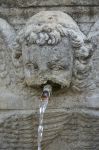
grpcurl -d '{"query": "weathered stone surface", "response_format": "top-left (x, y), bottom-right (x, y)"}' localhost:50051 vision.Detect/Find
top-left (88, 19), bottom-right (99, 88)
top-left (0, 6), bottom-right (99, 23)
top-left (0, 0), bottom-right (99, 7)
top-left (0, 107), bottom-right (99, 149)
top-left (0, 6), bottom-right (99, 36)
top-left (0, 1), bottom-right (99, 150)
top-left (48, 111), bottom-right (99, 150)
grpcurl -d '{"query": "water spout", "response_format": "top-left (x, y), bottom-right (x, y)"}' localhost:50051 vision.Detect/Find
top-left (38, 84), bottom-right (52, 150)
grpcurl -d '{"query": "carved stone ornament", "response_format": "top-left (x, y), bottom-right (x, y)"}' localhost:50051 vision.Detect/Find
top-left (0, 11), bottom-right (97, 149)
top-left (0, 11), bottom-right (95, 91)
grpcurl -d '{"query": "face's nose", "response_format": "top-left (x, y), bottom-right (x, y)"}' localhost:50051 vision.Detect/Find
top-left (39, 62), bottom-right (48, 72)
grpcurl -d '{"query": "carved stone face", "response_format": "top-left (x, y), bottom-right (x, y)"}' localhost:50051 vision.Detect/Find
top-left (22, 37), bottom-right (73, 88)
top-left (16, 11), bottom-right (93, 91)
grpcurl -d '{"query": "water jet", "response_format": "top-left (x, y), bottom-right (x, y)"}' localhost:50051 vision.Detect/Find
top-left (38, 84), bottom-right (52, 150)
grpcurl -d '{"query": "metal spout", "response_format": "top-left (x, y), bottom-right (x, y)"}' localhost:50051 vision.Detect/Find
top-left (41, 84), bottom-right (52, 100)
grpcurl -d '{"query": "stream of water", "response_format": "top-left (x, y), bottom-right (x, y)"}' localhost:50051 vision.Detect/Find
top-left (37, 96), bottom-right (49, 150)
top-left (37, 85), bottom-right (52, 150)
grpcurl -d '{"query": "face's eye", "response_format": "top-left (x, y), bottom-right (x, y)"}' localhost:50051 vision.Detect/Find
top-left (47, 62), bottom-right (55, 70)
top-left (33, 63), bottom-right (39, 71)
top-left (58, 65), bottom-right (66, 70)
top-left (47, 62), bottom-right (67, 71)
top-left (25, 62), bottom-right (39, 71)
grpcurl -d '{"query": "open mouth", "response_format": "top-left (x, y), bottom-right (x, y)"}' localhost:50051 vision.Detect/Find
top-left (41, 80), bottom-right (62, 91)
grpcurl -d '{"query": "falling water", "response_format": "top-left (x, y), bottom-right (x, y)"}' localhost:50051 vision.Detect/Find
top-left (37, 85), bottom-right (52, 150)
top-left (38, 98), bottom-right (48, 150)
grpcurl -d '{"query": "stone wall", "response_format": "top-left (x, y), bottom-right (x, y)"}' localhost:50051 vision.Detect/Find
top-left (0, 1), bottom-right (99, 150)
top-left (0, 0), bottom-right (99, 34)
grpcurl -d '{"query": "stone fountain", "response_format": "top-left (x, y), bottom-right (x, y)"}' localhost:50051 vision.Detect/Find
top-left (0, 11), bottom-right (99, 150)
